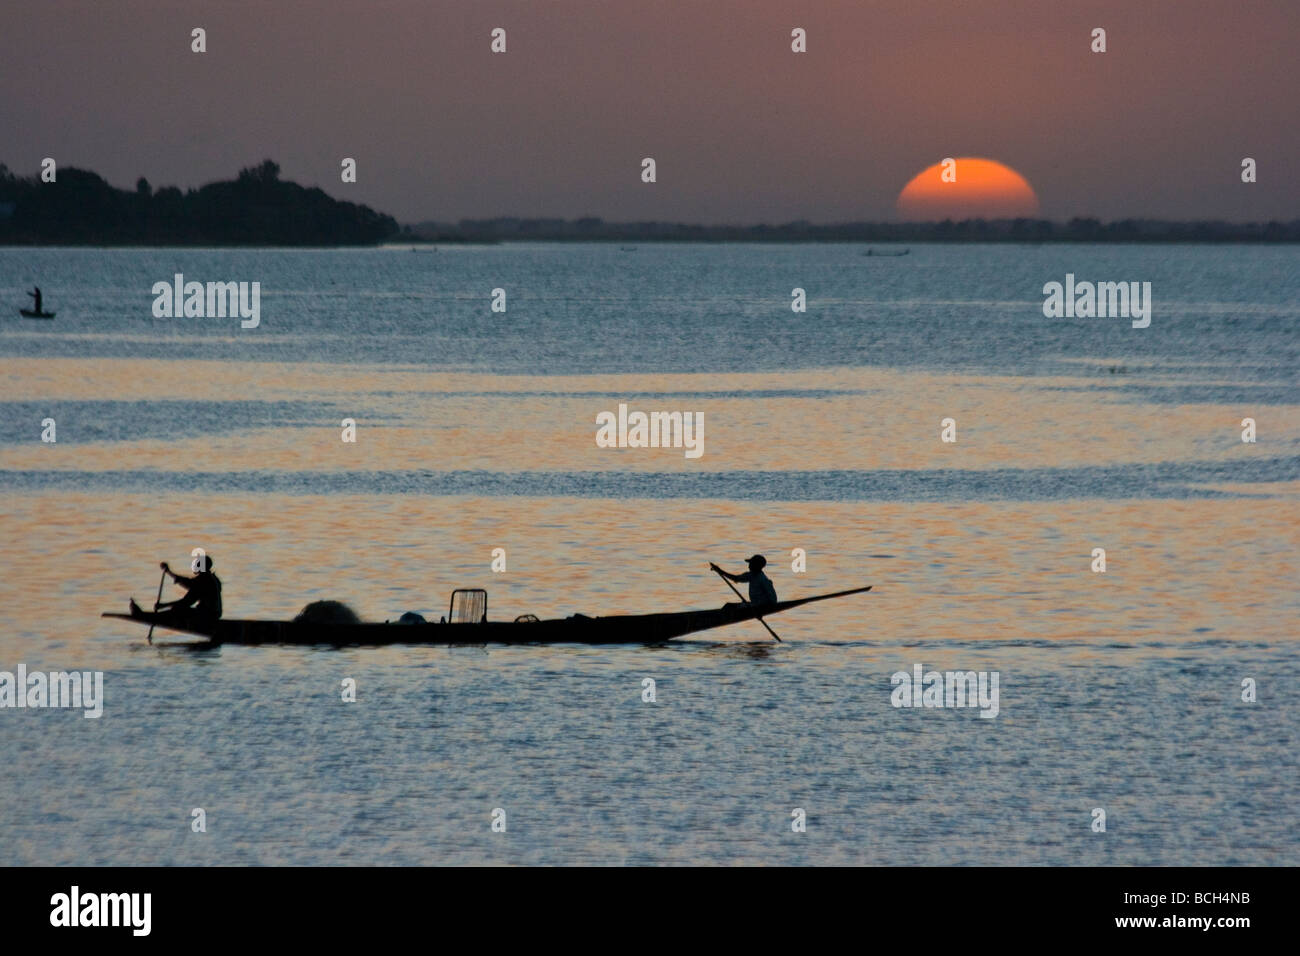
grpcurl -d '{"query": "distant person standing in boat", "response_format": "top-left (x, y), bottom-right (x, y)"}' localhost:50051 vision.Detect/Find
top-left (27, 286), bottom-right (42, 313)
top-left (131, 555), bottom-right (223, 621)
top-left (712, 554), bottom-right (778, 605)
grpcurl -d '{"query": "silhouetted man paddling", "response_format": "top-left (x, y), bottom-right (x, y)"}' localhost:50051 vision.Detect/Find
top-left (711, 554), bottom-right (778, 606)
top-left (27, 286), bottom-right (42, 313)
top-left (131, 555), bottom-right (223, 621)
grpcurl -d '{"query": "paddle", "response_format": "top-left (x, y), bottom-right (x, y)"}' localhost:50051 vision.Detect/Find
top-left (145, 565), bottom-right (166, 645)
top-left (710, 564), bottom-right (782, 642)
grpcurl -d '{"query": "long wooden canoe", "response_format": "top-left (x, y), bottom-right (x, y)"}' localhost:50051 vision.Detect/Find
top-left (103, 586), bottom-right (871, 646)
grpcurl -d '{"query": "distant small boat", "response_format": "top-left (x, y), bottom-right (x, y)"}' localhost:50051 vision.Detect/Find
top-left (861, 249), bottom-right (909, 257)
top-left (18, 309), bottom-right (56, 319)
top-left (620, 245), bottom-right (638, 251)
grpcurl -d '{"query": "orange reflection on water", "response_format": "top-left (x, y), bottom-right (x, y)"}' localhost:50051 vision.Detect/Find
top-left (2, 358), bottom-right (1294, 476)
top-left (1, 491), bottom-right (1294, 669)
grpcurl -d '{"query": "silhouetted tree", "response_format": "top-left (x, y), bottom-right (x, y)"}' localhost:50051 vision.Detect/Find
top-left (238, 159), bottom-right (281, 184)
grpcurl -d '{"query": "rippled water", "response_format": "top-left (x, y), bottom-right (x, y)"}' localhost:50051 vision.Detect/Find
top-left (1, 243), bottom-right (1296, 864)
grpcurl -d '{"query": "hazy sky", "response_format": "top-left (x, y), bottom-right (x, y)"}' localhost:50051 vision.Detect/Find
top-left (3, 0), bottom-right (1298, 223)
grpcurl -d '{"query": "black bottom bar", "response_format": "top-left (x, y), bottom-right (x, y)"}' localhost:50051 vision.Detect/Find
top-left (8, 866), bottom-right (1281, 942)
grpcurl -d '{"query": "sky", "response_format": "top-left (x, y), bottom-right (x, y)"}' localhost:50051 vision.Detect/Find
top-left (2, 0), bottom-right (1298, 224)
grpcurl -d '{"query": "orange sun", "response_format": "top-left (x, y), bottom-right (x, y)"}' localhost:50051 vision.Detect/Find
top-left (896, 157), bottom-right (1040, 220)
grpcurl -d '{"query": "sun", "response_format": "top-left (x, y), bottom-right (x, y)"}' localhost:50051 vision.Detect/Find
top-left (896, 157), bottom-right (1040, 220)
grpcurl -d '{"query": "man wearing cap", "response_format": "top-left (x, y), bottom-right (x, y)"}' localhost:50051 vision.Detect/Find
top-left (711, 554), bottom-right (778, 606)
top-left (131, 555), bottom-right (223, 622)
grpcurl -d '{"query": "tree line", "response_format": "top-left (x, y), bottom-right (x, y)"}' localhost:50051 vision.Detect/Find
top-left (0, 160), bottom-right (399, 245)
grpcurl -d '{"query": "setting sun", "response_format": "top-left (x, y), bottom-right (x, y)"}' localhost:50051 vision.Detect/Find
top-left (896, 157), bottom-right (1040, 220)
